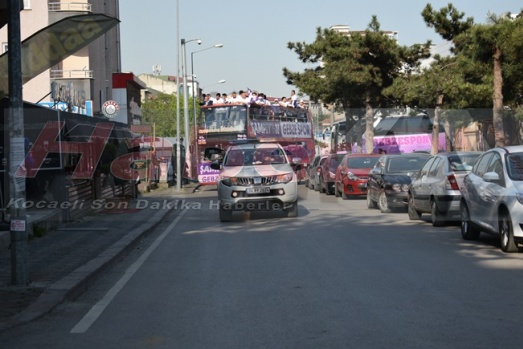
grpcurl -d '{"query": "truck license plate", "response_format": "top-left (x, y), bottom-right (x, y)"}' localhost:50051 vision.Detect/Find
top-left (246, 187), bottom-right (270, 195)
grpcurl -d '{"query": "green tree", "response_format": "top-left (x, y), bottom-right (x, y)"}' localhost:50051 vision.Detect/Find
top-left (458, 14), bottom-right (523, 146)
top-left (141, 93), bottom-right (199, 139)
top-left (421, 3), bottom-right (474, 50)
top-left (385, 4), bottom-right (500, 153)
top-left (284, 16), bottom-right (430, 153)
top-left (141, 93), bottom-right (178, 137)
top-left (423, 4), bottom-right (523, 146)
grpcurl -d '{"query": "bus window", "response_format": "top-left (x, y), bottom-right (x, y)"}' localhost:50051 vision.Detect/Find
top-left (202, 105), bottom-right (247, 132)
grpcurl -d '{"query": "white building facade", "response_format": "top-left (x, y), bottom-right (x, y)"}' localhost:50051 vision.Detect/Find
top-left (0, 0), bottom-right (121, 117)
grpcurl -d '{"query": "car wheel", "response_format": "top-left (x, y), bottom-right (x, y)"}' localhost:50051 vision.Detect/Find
top-left (320, 178), bottom-right (326, 193)
top-left (407, 195), bottom-right (421, 220)
top-left (500, 211), bottom-right (518, 253)
top-left (460, 202), bottom-right (480, 240)
top-left (431, 200), bottom-right (445, 227)
top-left (367, 191), bottom-right (377, 209)
top-left (219, 205), bottom-right (232, 222)
top-left (309, 178), bottom-right (314, 190)
top-left (334, 183), bottom-right (341, 197)
top-left (378, 190), bottom-right (391, 213)
top-left (325, 182), bottom-right (333, 195)
top-left (287, 201), bottom-right (299, 218)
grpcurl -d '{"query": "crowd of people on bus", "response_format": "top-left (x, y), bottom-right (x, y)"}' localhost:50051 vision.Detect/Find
top-left (200, 89), bottom-right (307, 109)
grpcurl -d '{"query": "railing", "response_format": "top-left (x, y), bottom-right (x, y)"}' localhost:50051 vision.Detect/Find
top-left (50, 70), bottom-right (94, 79)
top-left (48, 2), bottom-right (92, 12)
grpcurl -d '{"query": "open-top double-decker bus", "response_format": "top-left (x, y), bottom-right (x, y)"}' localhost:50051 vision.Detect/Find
top-left (188, 102), bottom-right (315, 186)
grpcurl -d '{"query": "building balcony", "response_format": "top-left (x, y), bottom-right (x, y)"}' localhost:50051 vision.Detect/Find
top-left (48, 2), bottom-right (92, 12)
top-left (50, 70), bottom-right (94, 79)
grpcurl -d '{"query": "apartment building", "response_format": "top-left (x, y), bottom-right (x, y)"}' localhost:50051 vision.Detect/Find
top-left (0, 0), bottom-right (121, 117)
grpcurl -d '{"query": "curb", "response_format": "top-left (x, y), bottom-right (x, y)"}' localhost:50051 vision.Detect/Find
top-left (0, 205), bottom-right (172, 332)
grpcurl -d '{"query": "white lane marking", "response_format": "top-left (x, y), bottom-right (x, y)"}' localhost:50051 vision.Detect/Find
top-left (70, 209), bottom-right (188, 333)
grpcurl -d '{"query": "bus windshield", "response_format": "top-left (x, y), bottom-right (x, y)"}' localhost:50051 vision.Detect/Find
top-left (202, 105), bottom-right (247, 133)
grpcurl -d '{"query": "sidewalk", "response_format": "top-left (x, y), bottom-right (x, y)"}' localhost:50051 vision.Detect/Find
top-left (0, 184), bottom-right (197, 332)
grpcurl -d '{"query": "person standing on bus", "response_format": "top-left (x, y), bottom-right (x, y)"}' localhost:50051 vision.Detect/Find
top-left (214, 93), bottom-right (224, 104)
top-left (279, 96), bottom-right (290, 107)
top-left (203, 94), bottom-right (213, 106)
top-left (290, 89), bottom-right (298, 108)
top-left (228, 91), bottom-right (239, 104)
top-left (238, 90), bottom-right (250, 104)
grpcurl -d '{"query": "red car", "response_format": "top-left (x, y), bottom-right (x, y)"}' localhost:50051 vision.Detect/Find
top-left (319, 153), bottom-right (346, 195)
top-left (334, 153), bottom-right (381, 199)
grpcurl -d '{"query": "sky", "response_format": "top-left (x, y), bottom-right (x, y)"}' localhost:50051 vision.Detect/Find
top-left (119, 0), bottom-right (522, 99)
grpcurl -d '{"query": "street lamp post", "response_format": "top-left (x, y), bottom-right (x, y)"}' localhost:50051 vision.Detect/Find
top-left (175, 1), bottom-right (181, 190)
top-left (190, 44), bottom-right (224, 136)
top-left (202, 80), bottom-right (226, 91)
top-left (181, 38), bottom-right (200, 178)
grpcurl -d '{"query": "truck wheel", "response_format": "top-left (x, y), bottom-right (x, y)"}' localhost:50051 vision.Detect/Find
top-left (287, 201), bottom-right (298, 218)
top-left (219, 205), bottom-right (232, 222)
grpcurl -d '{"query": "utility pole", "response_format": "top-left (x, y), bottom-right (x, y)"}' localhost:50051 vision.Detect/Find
top-left (175, 0), bottom-right (181, 190)
top-left (8, 0), bottom-right (28, 285)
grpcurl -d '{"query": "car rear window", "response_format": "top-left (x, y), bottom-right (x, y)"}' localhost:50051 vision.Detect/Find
top-left (448, 153), bottom-right (481, 172)
top-left (507, 153), bottom-right (523, 180)
top-left (386, 156), bottom-right (427, 173)
top-left (347, 157), bottom-right (379, 169)
top-left (329, 154), bottom-right (345, 171)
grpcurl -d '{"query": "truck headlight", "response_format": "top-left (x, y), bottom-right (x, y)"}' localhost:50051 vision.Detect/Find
top-left (277, 172), bottom-right (293, 183)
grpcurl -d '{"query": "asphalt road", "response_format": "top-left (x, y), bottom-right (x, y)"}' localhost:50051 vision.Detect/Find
top-left (1, 185), bottom-right (523, 348)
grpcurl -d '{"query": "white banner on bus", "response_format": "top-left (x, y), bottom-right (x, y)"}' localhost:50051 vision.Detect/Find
top-left (281, 122), bottom-right (312, 138)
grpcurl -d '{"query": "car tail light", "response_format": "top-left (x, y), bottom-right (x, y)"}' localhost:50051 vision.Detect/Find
top-left (446, 174), bottom-right (460, 190)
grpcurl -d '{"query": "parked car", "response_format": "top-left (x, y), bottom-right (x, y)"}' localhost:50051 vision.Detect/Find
top-left (334, 153), bottom-right (381, 199)
top-left (319, 153), bottom-right (346, 195)
top-left (367, 153), bottom-right (430, 213)
top-left (283, 144), bottom-right (309, 183)
top-left (306, 154), bottom-right (327, 190)
top-left (407, 152), bottom-right (482, 226)
top-left (460, 146), bottom-right (523, 252)
top-left (211, 141), bottom-right (299, 222)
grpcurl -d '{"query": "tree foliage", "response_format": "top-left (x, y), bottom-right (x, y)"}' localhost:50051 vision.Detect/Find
top-left (449, 9), bottom-right (523, 146)
top-left (141, 93), bottom-right (198, 139)
top-left (284, 16), bottom-right (430, 153)
top-left (284, 3), bottom-right (523, 150)
top-left (421, 3), bottom-right (474, 50)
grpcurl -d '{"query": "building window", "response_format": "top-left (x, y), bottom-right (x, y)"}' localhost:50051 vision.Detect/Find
top-left (23, 0), bottom-right (31, 10)
top-left (2, 43), bottom-right (7, 53)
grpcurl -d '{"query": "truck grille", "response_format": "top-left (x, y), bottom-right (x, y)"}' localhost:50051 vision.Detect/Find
top-left (236, 176), bottom-right (277, 186)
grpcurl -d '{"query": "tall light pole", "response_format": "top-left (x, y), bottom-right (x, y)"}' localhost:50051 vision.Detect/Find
top-left (175, 1), bottom-right (181, 190)
top-left (191, 44), bottom-right (224, 136)
top-left (8, 0), bottom-right (28, 285)
top-left (181, 38), bottom-right (200, 182)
